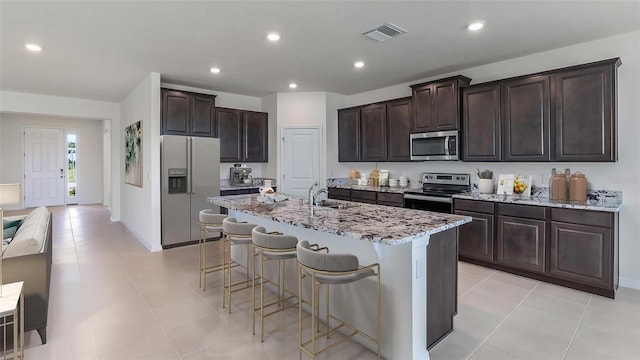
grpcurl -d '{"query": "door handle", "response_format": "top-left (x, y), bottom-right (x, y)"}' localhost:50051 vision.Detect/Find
top-left (60, 169), bottom-right (64, 174)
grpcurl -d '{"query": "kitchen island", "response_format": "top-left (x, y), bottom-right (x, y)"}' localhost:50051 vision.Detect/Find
top-left (208, 194), bottom-right (471, 360)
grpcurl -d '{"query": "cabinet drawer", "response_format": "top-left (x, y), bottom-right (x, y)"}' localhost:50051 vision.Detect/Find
top-left (551, 208), bottom-right (612, 228)
top-left (454, 199), bottom-right (494, 214)
top-left (328, 187), bottom-right (351, 201)
top-left (377, 192), bottom-right (403, 205)
top-left (497, 203), bottom-right (547, 220)
top-left (351, 190), bottom-right (377, 203)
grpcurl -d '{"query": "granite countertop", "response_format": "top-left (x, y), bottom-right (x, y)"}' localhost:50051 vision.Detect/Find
top-left (220, 184), bottom-right (261, 191)
top-left (453, 192), bottom-right (622, 213)
top-left (208, 194), bottom-right (471, 245)
top-left (328, 183), bottom-right (416, 194)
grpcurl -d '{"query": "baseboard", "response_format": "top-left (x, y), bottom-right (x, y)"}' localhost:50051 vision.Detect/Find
top-left (619, 277), bottom-right (640, 290)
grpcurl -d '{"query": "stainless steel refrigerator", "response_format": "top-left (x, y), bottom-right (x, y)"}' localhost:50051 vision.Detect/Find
top-left (161, 135), bottom-right (220, 247)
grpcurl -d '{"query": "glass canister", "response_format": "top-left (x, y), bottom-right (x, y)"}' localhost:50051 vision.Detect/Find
top-left (569, 172), bottom-right (587, 201)
top-left (551, 173), bottom-right (568, 201)
top-left (378, 170), bottom-right (390, 186)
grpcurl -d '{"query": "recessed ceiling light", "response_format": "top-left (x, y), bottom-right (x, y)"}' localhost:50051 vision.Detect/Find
top-left (267, 33), bottom-right (280, 42)
top-left (289, 83), bottom-right (297, 89)
top-left (210, 67), bottom-right (221, 74)
top-left (467, 21), bottom-right (485, 31)
top-left (25, 43), bottom-right (42, 52)
top-left (354, 61), bottom-right (365, 68)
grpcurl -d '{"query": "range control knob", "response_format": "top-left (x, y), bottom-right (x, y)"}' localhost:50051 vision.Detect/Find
top-left (456, 176), bottom-right (461, 180)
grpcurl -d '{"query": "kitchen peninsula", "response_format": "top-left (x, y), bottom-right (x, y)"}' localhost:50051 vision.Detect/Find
top-left (208, 194), bottom-right (471, 360)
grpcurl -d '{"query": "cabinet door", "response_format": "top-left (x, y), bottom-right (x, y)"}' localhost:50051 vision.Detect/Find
top-left (550, 221), bottom-right (612, 289)
top-left (497, 216), bottom-right (546, 273)
top-left (360, 104), bottom-right (387, 162)
top-left (386, 98), bottom-right (412, 161)
top-left (503, 76), bottom-right (551, 161)
top-left (433, 80), bottom-right (460, 131)
top-left (217, 107), bottom-right (243, 163)
top-left (243, 111), bottom-right (268, 162)
top-left (455, 210), bottom-right (494, 263)
top-left (328, 187), bottom-right (350, 201)
top-left (337, 108), bottom-right (361, 162)
top-left (412, 84), bottom-right (434, 132)
top-left (554, 63), bottom-right (616, 161)
top-left (190, 94), bottom-right (216, 137)
top-left (350, 190), bottom-right (377, 204)
top-left (462, 84), bottom-right (502, 161)
top-left (161, 89), bottom-right (190, 135)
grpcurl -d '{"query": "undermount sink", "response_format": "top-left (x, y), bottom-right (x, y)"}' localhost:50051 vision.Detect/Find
top-left (316, 199), bottom-right (358, 210)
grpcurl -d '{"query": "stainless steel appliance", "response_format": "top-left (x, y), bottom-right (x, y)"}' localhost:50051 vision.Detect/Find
top-left (229, 167), bottom-right (252, 186)
top-left (161, 135), bottom-right (220, 248)
top-left (404, 172), bottom-right (470, 213)
top-left (410, 130), bottom-right (459, 161)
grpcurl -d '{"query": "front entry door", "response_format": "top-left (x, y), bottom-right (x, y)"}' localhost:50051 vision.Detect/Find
top-left (281, 127), bottom-right (321, 197)
top-left (24, 127), bottom-right (66, 207)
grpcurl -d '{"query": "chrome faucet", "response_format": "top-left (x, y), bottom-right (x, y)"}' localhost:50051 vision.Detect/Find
top-left (308, 182), bottom-right (318, 206)
top-left (313, 188), bottom-right (328, 205)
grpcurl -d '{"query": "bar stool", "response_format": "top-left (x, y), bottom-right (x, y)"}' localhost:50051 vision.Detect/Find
top-left (251, 226), bottom-right (299, 342)
top-left (222, 217), bottom-right (257, 313)
top-left (198, 209), bottom-right (227, 291)
top-left (296, 240), bottom-right (381, 360)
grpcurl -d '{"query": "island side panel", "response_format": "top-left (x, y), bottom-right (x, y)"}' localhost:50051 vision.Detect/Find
top-left (229, 209), bottom-right (430, 360)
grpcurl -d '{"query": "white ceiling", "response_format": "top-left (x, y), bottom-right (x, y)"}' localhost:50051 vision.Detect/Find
top-left (1, 1), bottom-right (639, 102)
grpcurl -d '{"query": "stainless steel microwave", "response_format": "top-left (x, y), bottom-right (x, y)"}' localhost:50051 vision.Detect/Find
top-left (410, 130), bottom-right (459, 161)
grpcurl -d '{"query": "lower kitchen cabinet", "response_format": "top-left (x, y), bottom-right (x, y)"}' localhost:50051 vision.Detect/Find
top-left (327, 187), bottom-right (350, 201)
top-left (328, 188), bottom-right (403, 207)
top-left (456, 210), bottom-right (494, 263)
top-left (496, 215), bottom-right (546, 274)
top-left (350, 189), bottom-right (377, 204)
top-left (550, 209), bottom-right (614, 290)
top-left (376, 192), bottom-right (404, 207)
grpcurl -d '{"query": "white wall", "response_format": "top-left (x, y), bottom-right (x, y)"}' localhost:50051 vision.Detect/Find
top-left (261, 93), bottom-right (278, 178)
top-left (276, 92), bottom-right (328, 186)
top-left (0, 90), bottom-right (121, 219)
top-left (327, 30), bottom-right (640, 288)
top-left (103, 120), bottom-right (111, 207)
top-left (120, 73), bottom-right (162, 252)
top-left (0, 113), bottom-right (104, 205)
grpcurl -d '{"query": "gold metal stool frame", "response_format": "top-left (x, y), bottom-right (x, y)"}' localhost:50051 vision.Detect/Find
top-left (251, 228), bottom-right (303, 342)
top-left (222, 218), bottom-right (258, 313)
top-left (198, 210), bottom-right (226, 291)
top-left (297, 244), bottom-right (381, 360)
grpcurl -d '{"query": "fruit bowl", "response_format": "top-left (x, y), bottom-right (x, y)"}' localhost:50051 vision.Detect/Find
top-left (513, 177), bottom-right (528, 194)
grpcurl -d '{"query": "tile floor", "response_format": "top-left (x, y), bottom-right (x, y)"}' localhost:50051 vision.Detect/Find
top-left (14, 205), bottom-right (640, 359)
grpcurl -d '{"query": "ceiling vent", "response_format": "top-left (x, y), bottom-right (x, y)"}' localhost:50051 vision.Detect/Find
top-left (363, 23), bottom-right (407, 42)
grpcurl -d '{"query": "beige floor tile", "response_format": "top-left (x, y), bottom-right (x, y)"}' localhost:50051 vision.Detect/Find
top-left (488, 271), bottom-right (540, 290)
top-left (164, 313), bottom-right (248, 356)
top-left (519, 292), bottom-right (587, 322)
top-left (533, 282), bottom-right (592, 305)
top-left (465, 278), bottom-right (532, 304)
top-left (580, 307), bottom-right (640, 337)
top-left (565, 323), bottom-right (640, 360)
top-left (458, 271), bottom-right (487, 296)
top-left (95, 325), bottom-right (178, 360)
top-left (589, 286), bottom-right (640, 318)
top-left (458, 261), bottom-right (496, 278)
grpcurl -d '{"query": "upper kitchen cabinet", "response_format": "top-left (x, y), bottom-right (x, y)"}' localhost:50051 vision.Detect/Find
top-left (243, 111), bottom-right (268, 162)
top-left (503, 75), bottom-right (551, 161)
top-left (462, 58), bottom-right (620, 163)
top-left (411, 75), bottom-right (471, 132)
top-left (360, 103), bottom-right (387, 162)
top-left (217, 107), bottom-right (269, 163)
top-left (161, 88), bottom-right (216, 137)
top-left (462, 84), bottom-right (502, 161)
top-left (554, 59), bottom-right (620, 162)
top-left (338, 107), bottom-right (361, 162)
top-left (386, 97), bottom-right (412, 161)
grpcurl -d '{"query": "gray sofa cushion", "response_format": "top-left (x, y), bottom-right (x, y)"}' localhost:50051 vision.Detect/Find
top-left (3, 206), bottom-right (49, 258)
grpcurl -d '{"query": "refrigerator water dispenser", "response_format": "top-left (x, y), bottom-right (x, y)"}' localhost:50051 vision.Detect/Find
top-left (168, 168), bottom-right (187, 194)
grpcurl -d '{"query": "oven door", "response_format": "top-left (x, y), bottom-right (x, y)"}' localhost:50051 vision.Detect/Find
top-left (403, 193), bottom-right (453, 213)
top-left (410, 130), bottom-right (458, 161)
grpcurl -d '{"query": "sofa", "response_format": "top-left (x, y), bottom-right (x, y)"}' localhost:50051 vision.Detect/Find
top-left (2, 206), bottom-right (52, 344)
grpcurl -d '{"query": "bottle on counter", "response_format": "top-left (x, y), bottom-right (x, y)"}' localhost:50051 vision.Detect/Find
top-left (569, 172), bottom-right (587, 201)
top-left (551, 172), bottom-right (568, 201)
top-left (549, 168), bottom-right (557, 199)
top-left (378, 170), bottom-right (390, 187)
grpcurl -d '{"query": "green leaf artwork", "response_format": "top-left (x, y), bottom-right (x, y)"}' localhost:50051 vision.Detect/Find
top-left (124, 120), bottom-right (143, 187)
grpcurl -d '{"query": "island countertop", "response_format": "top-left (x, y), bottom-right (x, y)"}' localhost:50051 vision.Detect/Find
top-left (208, 194), bottom-right (471, 246)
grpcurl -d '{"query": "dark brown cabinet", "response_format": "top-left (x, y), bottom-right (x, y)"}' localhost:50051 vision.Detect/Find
top-left (550, 209), bottom-right (615, 291)
top-left (503, 76), bottom-right (551, 161)
top-left (328, 187), bottom-right (350, 201)
top-left (462, 84), bottom-right (502, 161)
top-left (376, 192), bottom-right (404, 207)
top-left (554, 61), bottom-right (619, 161)
top-left (497, 215), bottom-right (546, 274)
top-left (350, 189), bottom-right (377, 204)
top-left (454, 199), bottom-right (495, 263)
top-left (360, 104), bottom-right (387, 162)
top-left (217, 107), bottom-right (268, 163)
top-left (462, 58), bottom-right (620, 163)
top-left (411, 76), bottom-right (470, 132)
top-left (386, 98), bottom-right (412, 161)
top-left (337, 108), bottom-right (361, 162)
top-left (328, 188), bottom-right (403, 207)
top-left (161, 89), bottom-right (216, 137)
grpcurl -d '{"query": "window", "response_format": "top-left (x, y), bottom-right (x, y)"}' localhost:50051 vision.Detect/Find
top-left (67, 134), bottom-right (76, 200)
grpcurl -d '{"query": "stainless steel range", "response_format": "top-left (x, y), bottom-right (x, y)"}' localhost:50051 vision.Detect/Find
top-left (404, 172), bottom-right (470, 213)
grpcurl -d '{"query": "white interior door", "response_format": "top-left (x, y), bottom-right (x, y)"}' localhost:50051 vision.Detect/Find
top-left (282, 127), bottom-right (321, 197)
top-left (24, 127), bottom-right (66, 207)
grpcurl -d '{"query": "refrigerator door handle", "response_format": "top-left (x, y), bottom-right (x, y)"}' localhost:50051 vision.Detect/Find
top-left (187, 137), bottom-right (192, 194)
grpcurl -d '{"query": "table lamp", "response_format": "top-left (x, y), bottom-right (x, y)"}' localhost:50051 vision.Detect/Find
top-left (0, 183), bottom-right (21, 297)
